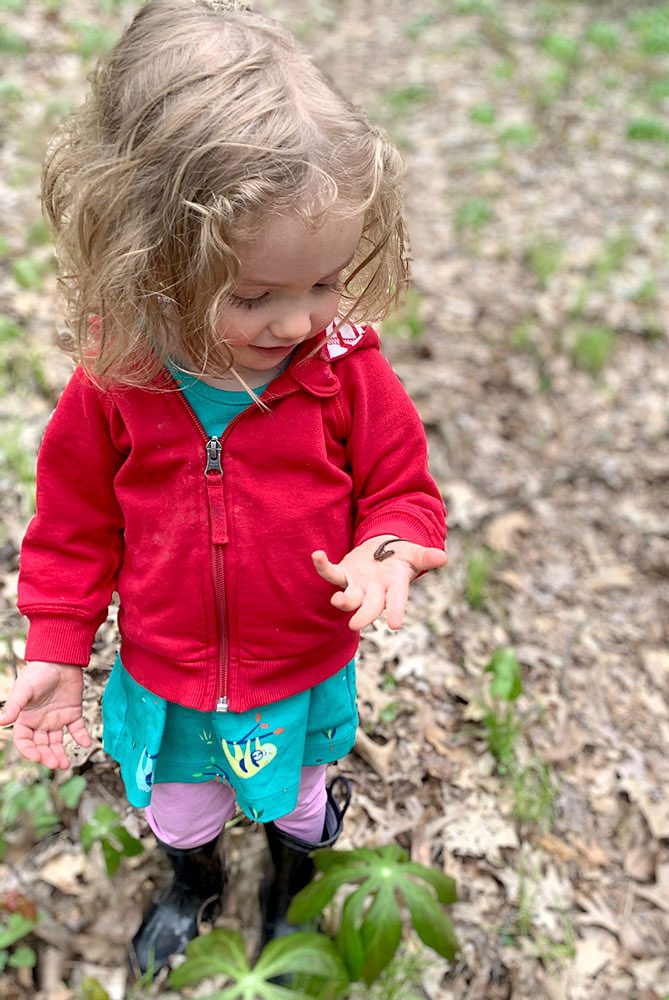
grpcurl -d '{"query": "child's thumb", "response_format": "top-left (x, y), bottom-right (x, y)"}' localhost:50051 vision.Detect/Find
top-left (0, 682), bottom-right (31, 726)
top-left (0, 701), bottom-right (19, 726)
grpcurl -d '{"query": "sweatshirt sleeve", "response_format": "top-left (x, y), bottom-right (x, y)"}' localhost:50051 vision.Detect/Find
top-left (17, 368), bottom-right (126, 665)
top-left (338, 341), bottom-right (447, 550)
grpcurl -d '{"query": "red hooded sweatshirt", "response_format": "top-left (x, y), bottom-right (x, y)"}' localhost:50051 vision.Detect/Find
top-left (18, 324), bottom-right (446, 712)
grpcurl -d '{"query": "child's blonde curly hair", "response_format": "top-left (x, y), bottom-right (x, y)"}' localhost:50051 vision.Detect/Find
top-left (43, 0), bottom-right (409, 385)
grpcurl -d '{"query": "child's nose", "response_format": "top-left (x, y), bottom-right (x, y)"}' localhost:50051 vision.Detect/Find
top-left (269, 305), bottom-right (313, 343)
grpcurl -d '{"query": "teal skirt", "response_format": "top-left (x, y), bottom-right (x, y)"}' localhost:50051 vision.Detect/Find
top-left (102, 655), bottom-right (358, 823)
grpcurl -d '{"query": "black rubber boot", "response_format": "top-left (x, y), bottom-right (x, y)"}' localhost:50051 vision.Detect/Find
top-left (259, 775), bottom-right (351, 950)
top-left (131, 835), bottom-right (225, 975)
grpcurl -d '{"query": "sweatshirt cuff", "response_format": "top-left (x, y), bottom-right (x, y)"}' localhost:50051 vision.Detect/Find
top-left (23, 617), bottom-right (97, 666)
top-left (353, 513), bottom-right (445, 550)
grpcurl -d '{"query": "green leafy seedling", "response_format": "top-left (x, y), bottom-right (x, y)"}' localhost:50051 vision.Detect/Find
top-left (482, 648), bottom-right (523, 771)
top-left (586, 20), bottom-right (620, 52)
top-left (512, 759), bottom-right (558, 831)
top-left (169, 928), bottom-right (347, 998)
top-left (540, 33), bottom-right (580, 65)
top-left (571, 325), bottom-right (616, 376)
top-left (465, 547), bottom-right (496, 609)
top-left (499, 123), bottom-right (539, 149)
top-left (626, 117), bottom-right (669, 144)
top-left (382, 288), bottom-right (424, 341)
top-left (81, 804), bottom-right (143, 876)
top-left (0, 27), bottom-right (28, 54)
top-left (470, 102), bottom-right (496, 125)
top-left (525, 239), bottom-right (562, 289)
top-left (80, 978), bottom-right (111, 1000)
top-left (455, 198), bottom-right (494, 234)
top-left (288, 844), bottom-right (458, 985)
top-left (629, 8), bottom-right (669, 55)
top-left (0, 911), bottom-right (38, 973)
top-left (1, 772), bottom-right (60, 840)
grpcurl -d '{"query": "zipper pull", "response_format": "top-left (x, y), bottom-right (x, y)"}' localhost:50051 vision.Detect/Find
top-left (216, 696), bottom-right (229, 713)
top-left (204, 436), bottom-right (223, 475)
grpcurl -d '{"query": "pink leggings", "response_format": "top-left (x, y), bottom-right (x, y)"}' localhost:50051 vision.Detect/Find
top-left (145, 764), bottom-right (327, 849)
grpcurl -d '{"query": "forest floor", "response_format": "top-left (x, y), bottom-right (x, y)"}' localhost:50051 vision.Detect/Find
top-left (0, 1), bottom-right (668, 998)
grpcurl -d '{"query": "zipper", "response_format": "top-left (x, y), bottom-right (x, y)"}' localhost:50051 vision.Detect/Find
top-left (170, 374), bottom-right (300, 713)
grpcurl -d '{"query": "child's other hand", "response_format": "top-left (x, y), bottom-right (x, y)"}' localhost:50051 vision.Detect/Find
top-left (312, 535), bottom-right (447, 631)
top-left (0, 661), bottom-right (92, 770)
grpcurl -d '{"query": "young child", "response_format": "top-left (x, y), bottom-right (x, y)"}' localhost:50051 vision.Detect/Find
top-left (0, 0), bottom-right (446, 974)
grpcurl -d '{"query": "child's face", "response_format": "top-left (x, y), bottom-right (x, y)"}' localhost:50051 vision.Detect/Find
top-left (215, 213), bottom-right (363, 382)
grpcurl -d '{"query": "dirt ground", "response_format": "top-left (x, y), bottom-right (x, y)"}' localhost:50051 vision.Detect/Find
top-left (0, 1), bottom-right (668, 998)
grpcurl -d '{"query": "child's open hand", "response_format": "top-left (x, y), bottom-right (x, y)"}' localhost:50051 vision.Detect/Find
top-left (0, 662), bottom-right (92, 770)
top-left (312, 535), bottom-right (447, 631)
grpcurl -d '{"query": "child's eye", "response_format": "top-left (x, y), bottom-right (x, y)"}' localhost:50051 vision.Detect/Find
top-left (229, 293), bottom-right (269, 311)
top-left (313, 279), bottom-right (344, 294)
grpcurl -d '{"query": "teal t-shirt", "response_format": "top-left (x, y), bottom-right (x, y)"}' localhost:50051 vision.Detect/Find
top-left (102, 368), bottom-right (358, 820)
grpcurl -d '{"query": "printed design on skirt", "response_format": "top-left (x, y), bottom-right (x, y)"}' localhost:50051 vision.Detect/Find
top-left (135, 747), bottom-right (160, 792)
top-left (192, 712), bottom-right (285, 784)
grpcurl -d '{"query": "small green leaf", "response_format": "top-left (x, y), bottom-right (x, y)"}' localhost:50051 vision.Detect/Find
top-left (486, 648), bottom-right (523, 701)
top-left (100, 839), bottom-right (121, 876)
top-left (401, 880), bottom-right (459, 961)
top-left (169, 928), bottom-right (249, 986)
top-left (11, 257), bottom-right (45, 290)
top-left (113, 826), bottom-right (144, 857)
top-left (400, 863), bottom-right (458, 905)
top-left (336, 885), bottom-right (368, 980)
top-left (626, 117), bottom-right (669, 144)
top-left (0, 913), bottom-right (37, 949)
top-left (8, 945), bottom-right (36, 968)
top-left (257, 931), bottom-right (347, 984)
top-left (288, 868), bottom-right (368, 922)
top-left (57, 775), bottom-right (86, 809)
top-left (360, 884), bottom-right (403, 985)
top-left (80, 978), bottom-right (110, 1000)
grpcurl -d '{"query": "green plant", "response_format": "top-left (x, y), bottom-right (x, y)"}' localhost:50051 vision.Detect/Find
top-left (629, 6), bottom-right (669, 55)
top-left (482, 648), bottom-right (524, 772)
top-left (626, 117), bottom-right (669, 144)
top-left (80, 804), bottom-right (144, 876)
top-left (382, 289), bottom-right (423, 341)
top-left (470, 102), bottom-right (496, 125)
top-left (0, 26), bottom-right (28, 54)
top-left (288, 845), bottom-right (458, 986)
top-left (170, 929), bottom-right (347, 999)
top-left (67, 19), bottom-right (119, 58)
top-left (570, 325), bottom-right (616, 375)
top-left (169, 847), bottom-right (458, 998)
top-left (454, 198), bottom-right (495, 234)
top-left (499, 123), bottom-right (539, 149)
top-left (11, 255), bottom-right (52, 291)
top-left (586, 20), bottom-right (620, 52)
top-left (0, 894), bottom-right (39, 973)
top-left (465, 547), bottom-right (496, 609)
top-left (382, 84), bottom-right (433, 119)
top-left (0, 315), bottom-right (22, 341)
top-left (644, 78), bottom-right (669, 105)
top-left (540, 32), bottom-right (579, 65)
top-left (511, 759), bottom-right (558, 831)
top-left (0, 769), bottom-right (87, 859)
top-left (80, 979), bottom-right (111, 1000)
top-left (524, 239), bottom-right (562, 289)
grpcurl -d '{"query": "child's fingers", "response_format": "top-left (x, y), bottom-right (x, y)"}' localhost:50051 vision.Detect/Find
top-left (0, 681), bottom-right (33, 727)
top-left (385, 579), bottom-right (410, 630)
top-left (410, 546), bottom-right (448, 573)
top-left (67, 717), bottom-right (93, 748)
top-left (331, 580), bottom-right (364, 613)
top-left (348, 581), bottom-right (386, 631)
top-left (311, 550), bottom-right (348, 589)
